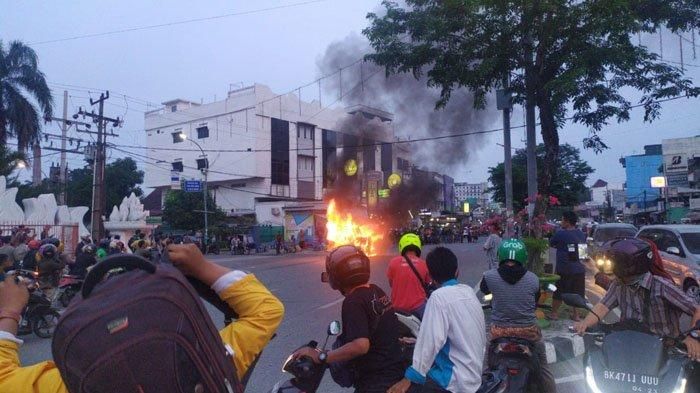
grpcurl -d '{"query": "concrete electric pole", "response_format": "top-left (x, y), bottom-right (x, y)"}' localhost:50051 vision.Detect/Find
top-left (497, 77), bottom-right (514, 238)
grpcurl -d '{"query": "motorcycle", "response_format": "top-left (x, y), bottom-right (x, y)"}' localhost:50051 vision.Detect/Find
top-left (11, 270), bottom-right (61, 338)
top-left (562, 293), bottom-right (699, 393)
top-left (270, 320), bottom-right (341, 393)
top-left (477, 285), bottom-right (557, 393)
top-left (57, 274), bottom-right (84, 307)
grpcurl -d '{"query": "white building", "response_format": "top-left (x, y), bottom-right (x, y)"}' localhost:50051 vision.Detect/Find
top-left (454, 182), bottom-right (489, 208)
top-left (143, 84), bottom-right (412, 226)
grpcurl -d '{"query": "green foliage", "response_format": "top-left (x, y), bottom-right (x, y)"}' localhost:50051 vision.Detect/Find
top-left (488, 144), bottom-right (594, 210)
top-left (162, 189), bottom-right (227, 231)
top-left (0, 145), bottom-right (27, 178)
top-left (523, 236), bottom-right (550, 276)
top-left (364, 0), bottom-right (699, 192)
top-left (66, 158), bottom-right (144, 211)
top-left (0, 40), bottom-right (53, 150)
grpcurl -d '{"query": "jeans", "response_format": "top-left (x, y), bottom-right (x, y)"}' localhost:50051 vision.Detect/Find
top-left (411, 302), bottom-right (426, 320)
top-left (406, 378), bottom-right (451, 393)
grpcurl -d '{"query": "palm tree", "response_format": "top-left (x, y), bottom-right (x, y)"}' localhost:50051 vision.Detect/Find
top-left (0, 40), bottom-right (53, 152)
top-left (0, 144), bottom-right (27, 178)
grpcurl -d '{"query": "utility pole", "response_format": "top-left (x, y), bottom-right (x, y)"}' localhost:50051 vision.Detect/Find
top-left (497, 76), bottom-right (514, 238)
top-left (524, 36), bottom-right (538, 222)
top-left (74, 92), bottom-right (121, 240)
top-left (60, 90), bottom-right (68, 204)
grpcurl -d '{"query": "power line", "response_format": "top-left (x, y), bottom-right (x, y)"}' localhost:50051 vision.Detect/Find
top-left (29, 0), bottom-right (332, 45)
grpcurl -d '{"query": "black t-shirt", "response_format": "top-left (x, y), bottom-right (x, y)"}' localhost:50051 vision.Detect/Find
top-left (340, 284), bottom-right (404, 388)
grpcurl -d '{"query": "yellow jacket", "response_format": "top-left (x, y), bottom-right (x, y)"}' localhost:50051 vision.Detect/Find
top-left (0, 273), bottom-right (284, 393)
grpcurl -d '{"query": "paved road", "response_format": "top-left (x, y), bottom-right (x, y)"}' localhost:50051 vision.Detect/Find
top-left (19, 241), bottom-right (587, 392)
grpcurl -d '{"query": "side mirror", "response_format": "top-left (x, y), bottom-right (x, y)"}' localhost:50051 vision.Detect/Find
top-left (328, 320), bottom-right (341, 336)
top-left (561, 293), bottom-right (591, 310)
top-left (321, 271), bottom-right (329, 283)
top-left (666, 247), bottom-right (681, 256)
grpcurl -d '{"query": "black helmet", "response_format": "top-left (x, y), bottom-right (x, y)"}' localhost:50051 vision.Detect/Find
top-left (322, 245), bottom-right (370, 291)
top-left (43, 237), bottom-right (61, 247)
top-left (82, 244), bottom-right (97, 255)
top-left (603, 238), bottom-right (653, 279)
top-left (39, 244), bottom-right (58, 260)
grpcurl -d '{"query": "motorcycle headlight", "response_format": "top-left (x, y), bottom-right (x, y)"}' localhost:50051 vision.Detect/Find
top-left (605, 259), bottom-right (612, 269)
top-left (672, 376), bottom-right (687, 393)
top-left (596, 258), bottom-right (605, 267)
top-left (585, 366), bottom-right (603, 393)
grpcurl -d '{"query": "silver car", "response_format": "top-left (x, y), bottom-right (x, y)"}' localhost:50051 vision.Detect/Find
top-left (636, 225), bottom-right (700, 301)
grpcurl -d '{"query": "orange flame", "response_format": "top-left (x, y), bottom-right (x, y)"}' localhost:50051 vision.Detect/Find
top-left (325, 199), bottom-right (383, 256)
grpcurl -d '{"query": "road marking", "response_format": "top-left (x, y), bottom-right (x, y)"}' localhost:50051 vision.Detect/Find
top-left (317, 298), bottom-right (344, 310)
top-left (555, 374), bottom-right (584, 384)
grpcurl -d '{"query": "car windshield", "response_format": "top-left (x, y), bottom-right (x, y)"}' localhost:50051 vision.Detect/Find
top-left (680, 233), bottom-right (700, 255)
top-left (593, 228), bottom-right (636, 243)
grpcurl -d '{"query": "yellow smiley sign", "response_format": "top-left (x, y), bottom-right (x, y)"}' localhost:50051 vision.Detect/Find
top-left (344, 159), bottom-right (358, 176)
top-left (387, 173), bottom-right (402, 189)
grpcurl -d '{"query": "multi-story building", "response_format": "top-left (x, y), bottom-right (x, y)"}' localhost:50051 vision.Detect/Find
top-left (454, 182), bottom-right (489, 209)
top-left (620, 144), bottom-right (663, 212)
top-left (143, 84), bottom-right (413, 234)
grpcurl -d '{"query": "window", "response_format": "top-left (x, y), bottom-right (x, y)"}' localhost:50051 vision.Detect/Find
top-left (196, 158), bottom-right (208, 170)
top-left (271, 118), bottom-right (290, 185)
top-left (171, 161), bottom-right (183, 172)
top-left (298, 123), bottom-right (314, 140)
top-left (171, 105), bottom-right (177, 112)
top-left (298, 156), bottom-right (314, 171)
top-left (196, 125), bottom-right (209, 139)
top-left (172, 131), bottom-right (184, 143)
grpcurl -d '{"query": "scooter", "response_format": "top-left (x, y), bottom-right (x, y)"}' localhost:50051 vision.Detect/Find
top-left (562, 293), bottom-right (699, 393)
top-left (11, 270), bottom-right (61, 338)
top-left (57, 274), bottom-right (83, 307)
top-left (477, 285), bottom-right (557, 393)
top-left (270, 320), bottom-right (341, 393)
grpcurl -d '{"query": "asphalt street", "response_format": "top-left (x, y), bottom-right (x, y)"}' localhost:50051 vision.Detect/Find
top-left (18, 241), bottom-right (588, 393)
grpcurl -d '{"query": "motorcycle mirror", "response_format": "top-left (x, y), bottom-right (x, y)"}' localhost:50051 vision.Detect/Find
top-left (561, 293), bottom-right (590, 310)
top-left (328, 320), bottom-right (341, 336)
top-left (321, 271), bottom-right (329, 283)
top-left (547, 284), bottom-right (557, 292)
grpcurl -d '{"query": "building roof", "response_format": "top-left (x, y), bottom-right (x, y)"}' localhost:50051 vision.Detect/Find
top-left (161, 99), bottom-right (200, 106)
top-left (591, 179), bottom-right (608, 188)
top-left (345, 104), bottom-right (394, 122)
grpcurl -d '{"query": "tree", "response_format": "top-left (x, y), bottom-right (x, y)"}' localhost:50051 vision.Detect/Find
top-left (488, 144), bottom-right (594, 211)
top-left (365, 1), bottom-right (699, 195)
top-left (162, 190), bottom-right (227, 231)
top-left (0, 145), bottom-right (27, 178)
top-left (66, 158), bottom-right (145, 212)
top-left (0, 41), bottom-right (53, 151)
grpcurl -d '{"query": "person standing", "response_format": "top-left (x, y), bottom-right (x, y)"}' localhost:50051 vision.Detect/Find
top-left (548, 211), bottom-right (587, 321)
top-left (483, 224), bottom-right (502, 270)
top-left (387, 233), bottom-right (431, 319)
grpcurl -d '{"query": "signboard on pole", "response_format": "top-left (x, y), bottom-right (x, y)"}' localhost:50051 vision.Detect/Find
top-left (650, 176), bottom-right (666, 188)
top-left (184, 180), bottom-right (203, 193)
top-left (170, 171), bottom-right (181, 190)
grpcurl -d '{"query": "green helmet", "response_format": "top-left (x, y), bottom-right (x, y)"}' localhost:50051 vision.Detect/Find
top-left (497, 239), bottom-right (528, 266)
top-left (399, 233), bottom-right (422, 257)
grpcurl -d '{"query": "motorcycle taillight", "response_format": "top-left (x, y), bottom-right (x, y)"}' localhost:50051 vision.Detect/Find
top-left (507, 368), bottom-right (520, 376)
top-left (497, 342), bottom-right (531, 355)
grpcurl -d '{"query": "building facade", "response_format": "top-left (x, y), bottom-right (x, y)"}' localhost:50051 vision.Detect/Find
top-left (620, 145), bottom-right (663, 212)
top-left (143, 84), bottom-right (413, 222)
top-left (454, 182), bottom-right (489, 210)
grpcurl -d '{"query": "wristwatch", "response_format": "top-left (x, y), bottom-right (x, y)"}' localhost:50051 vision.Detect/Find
top-left (318, 351), bottom-right (329, 364)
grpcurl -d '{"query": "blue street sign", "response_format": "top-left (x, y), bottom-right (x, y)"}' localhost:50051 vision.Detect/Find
top-left (184, 180), bottom-right (203, 192)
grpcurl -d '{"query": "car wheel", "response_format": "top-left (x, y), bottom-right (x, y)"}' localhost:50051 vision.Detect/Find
top-left (684, 282), bottom-right (700, 303)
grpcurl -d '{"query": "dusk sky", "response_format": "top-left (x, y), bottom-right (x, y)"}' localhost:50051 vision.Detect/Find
top-left (3, 0), bottom-right (699, 189)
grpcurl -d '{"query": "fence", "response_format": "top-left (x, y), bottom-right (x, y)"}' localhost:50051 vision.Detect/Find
top-left (0, 222), bottom-right (80, 257)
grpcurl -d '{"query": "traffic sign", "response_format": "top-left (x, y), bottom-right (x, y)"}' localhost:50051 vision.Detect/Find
top-left (184, 180), bottom-right (203, 192)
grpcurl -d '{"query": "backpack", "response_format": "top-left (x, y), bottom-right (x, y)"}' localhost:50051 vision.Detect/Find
top-left (52, 254), bottom-right (242, 393)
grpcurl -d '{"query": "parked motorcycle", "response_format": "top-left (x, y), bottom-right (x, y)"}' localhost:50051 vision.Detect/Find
top-left (270, 320), bottom-right (341, 393)
top-left (11, 270), bottom-right (61, 338)
top-left (562, 293), bottom-right (699, 393)
top-left (57, 274), bottom-right (84, 307)
top-left (477, 284), bottom-right (556, 393)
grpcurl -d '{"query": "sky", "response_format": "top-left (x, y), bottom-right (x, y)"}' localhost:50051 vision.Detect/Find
top-left (2, 0), bottom-right (699, 189)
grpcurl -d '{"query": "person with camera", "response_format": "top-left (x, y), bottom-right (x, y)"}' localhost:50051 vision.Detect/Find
top-left (0, 243), bottom-right (284, 392)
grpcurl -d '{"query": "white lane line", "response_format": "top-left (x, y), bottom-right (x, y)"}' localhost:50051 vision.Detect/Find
top-left (555, 374), bottom-right (584, 384)
top-left (317, 298), bottom-right (344, 310)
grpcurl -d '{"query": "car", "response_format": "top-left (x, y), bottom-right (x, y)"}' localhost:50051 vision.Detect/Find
top-left (636, 225), bottom-right (700, 301)
top-left (588, 223), bottom-right (638, 274)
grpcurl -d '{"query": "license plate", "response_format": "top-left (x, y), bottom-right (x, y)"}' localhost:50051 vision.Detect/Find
top-left (603, 370), bottom-right (660, 390)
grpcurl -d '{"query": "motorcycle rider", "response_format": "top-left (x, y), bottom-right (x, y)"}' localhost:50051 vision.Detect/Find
top-left (387, 233), bottom-right (431, 319)
top-left (70, 244), bottom-right (97, 278)
top-left (36, 243), bottom-right (65, 296)
top-left (292, 245), bottom-right (405, 393)
top-left (20, 239), bottom-right (41, 271)
top-left (479, 239), bottom-right (557, 393)
top-left (0, 243), bottom-right (284, 391)
top-left (74, 234), bottom-right (91, 260)
top-left (574, 238), bottom-right (700, 362)
top-left (389, 247), bottom-right (486, 393)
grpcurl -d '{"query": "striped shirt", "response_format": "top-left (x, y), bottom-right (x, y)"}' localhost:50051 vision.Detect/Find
top-left (601, 273), bottom-right (697, 338)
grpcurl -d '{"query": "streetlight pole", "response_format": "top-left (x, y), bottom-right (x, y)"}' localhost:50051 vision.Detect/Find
top-left (178, 133), bottom-right (209, 247)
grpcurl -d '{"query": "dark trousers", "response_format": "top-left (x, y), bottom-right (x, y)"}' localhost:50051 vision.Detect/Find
top-left (407, 378), bottom-right (451, 393)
